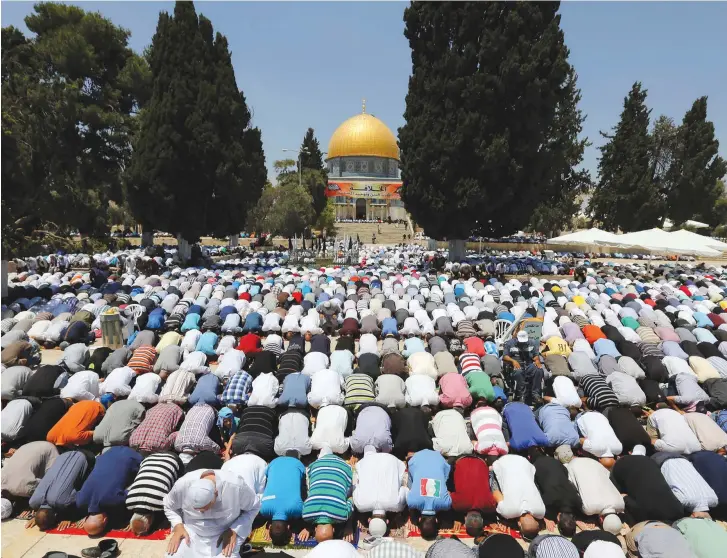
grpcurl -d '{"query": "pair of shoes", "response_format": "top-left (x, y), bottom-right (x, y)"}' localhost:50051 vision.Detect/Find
top-left (81, 540), bottom-right (119, 558)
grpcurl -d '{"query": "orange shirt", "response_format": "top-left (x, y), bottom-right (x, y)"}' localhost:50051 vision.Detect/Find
top-left (46, 400), bottom-right (104, 446)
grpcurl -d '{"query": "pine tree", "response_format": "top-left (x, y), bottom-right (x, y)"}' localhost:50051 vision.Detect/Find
top-left (298, 128), bottom-right (327, 218)
top-left (589, 82), bottom-right (660, 232)
top-left (399, 2), bottom-right (576, 240)
top-left (127, 1), bottom-right (265, 244)
top-left (665, 97), bottom-right (726, 225)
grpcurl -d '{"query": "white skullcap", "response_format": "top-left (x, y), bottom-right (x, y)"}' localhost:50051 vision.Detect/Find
top-left (631, 444), bottom-right (646, 456)
top-left (369, 517), bottom-right (387, 537)
top-left (602, 513), bottom-right (623, 535)
top-left (584, 540), bottom-right (625, 558)
top-left (1, 498), bottom-right (12, 519)
top-left (186, 478), bottom-right (216, 509)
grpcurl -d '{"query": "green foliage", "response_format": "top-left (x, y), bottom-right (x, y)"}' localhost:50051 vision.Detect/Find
top-left (1, 3), bottom-right (149, 256)
top-left (247, 175), bottom-right (315, 238)
top-left (399, 2), bottom-right (578, 239)
top-left (315, 198), bottom-right (338, 236)
top-left (664, 97), bottom-right (726, 226)
top-left (126, 1), bottom-right (265, 243)
top-left (299, 128), bottom-right (328, 217)
top-left (589, 82), bottom-right (660, 232)
top-left (274, 159), bottom-right (297, 175)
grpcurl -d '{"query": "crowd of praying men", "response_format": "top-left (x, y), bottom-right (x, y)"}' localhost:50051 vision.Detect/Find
top-left (2, 253), bottom-right (727, 558)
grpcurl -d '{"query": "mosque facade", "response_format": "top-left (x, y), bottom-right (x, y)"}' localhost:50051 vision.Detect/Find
top-left (325, 103), bottom-right (406, 221)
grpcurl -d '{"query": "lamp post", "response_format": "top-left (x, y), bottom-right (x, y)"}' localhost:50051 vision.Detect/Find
top-left (282, 147), bottom-right (309, 187)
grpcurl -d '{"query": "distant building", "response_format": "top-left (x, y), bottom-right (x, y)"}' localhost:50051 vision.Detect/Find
top-left (326, 102), bottom-right (406, 221)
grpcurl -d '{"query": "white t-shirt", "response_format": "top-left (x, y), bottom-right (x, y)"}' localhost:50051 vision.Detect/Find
top-left (247, 373), bottom-right (279, 407)
top-left (492, 454), bottom-right (545, 519)
top-left (576, 411), bottom-right (623, 458)
top-left (310, 404), bottom-right (349, 454)
top-left (307, 368), bottom-right (343, 408)
top-left (99, 366), bottom-right (134, 397)
top-left (566, 457), bottom-right (625, 516)
top-left (60, 370), bottom-right (99, 401)
top-left (302, 352), bottom-right (330, 376)
top-left (552, 376), bottom-right (581, 408)
top-left (404, 375), bottom-right (439, 407)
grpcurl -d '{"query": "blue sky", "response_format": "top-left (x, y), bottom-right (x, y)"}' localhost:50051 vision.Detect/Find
top-left (3, 1), bottom-right (726, 183)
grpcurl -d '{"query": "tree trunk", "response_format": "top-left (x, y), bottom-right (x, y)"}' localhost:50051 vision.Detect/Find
top-left (177, 235), bottom-right (192, 262)
top-left (141, 231), bottom-right (154, 247)
top-left (229, 235), bottom-right (239, 248)
top-left (448, 239), bottom-right (466, 262)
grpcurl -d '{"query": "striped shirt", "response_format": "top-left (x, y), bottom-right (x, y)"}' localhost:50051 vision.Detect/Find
top-left (344, 373), bottom-right (375, 407)
top-left (277, 349), bottom-right (304, 382)
top-left (580, 374), bottom-right (619, 411)
top-left (659, 457), bottom-right (718, 513)
top-left (459, 352), bottom-right (482, 375)
top-left (125, 451), bottom-right (182, 513)
top-left (127, 345), bottom-right (157, 374)
top-left (301, 454), bottom-right (353, 524)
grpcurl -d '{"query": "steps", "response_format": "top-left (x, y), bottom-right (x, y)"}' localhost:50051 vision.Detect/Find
top-left (334, 222), bottom-right (411, 245)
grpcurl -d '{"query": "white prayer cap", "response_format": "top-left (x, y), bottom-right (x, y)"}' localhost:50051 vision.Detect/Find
top-left (584, 540), bottom-right (625, 557)
top-left (631, 444), bottom-right (646, 456)
top-left (369, 517), bottom-right (387, 537)
top-left (186, 478), bottom-right (216, 509)
top-left (1, 498), bottom-right (12, 519)
top-left (602, 513), bottom-right (623, 535)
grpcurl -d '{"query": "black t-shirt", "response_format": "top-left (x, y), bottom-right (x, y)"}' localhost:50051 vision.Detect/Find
top-left (641, 355), bottom-right (669, 383)
top-left (600, 325), bottom-right (625, 344)
top-left (616, 341), bottom-right (642, 362)
top-left (392, 407), bottom-right (433, 459)
top-left (309, 335), bottom-right (330, 356)
top-left (335, 337), bottom-right (355, 353)
top-left (22, 365), bottom-right (65, 398)
top-left (605, 407), bottom-right (651, 452)
top-left (232, 405), bottom-right (278, 460)
top-left (24, 398), bottom-right (71, 442)
top-left (681, 341), bottom-right (703, 358)
top-left (532, 454), bottom-right (582, 516)
top-left (277, 349), bottom-right (304, 382)
top-left (610, 455), bottom-right (684, 522)
top-left (88, 347), bottom-right (113, 373)
top-left (356, 353), bottom-right (380, 379)
top-left (185, 451), bottom-right (223, 474)
top-left (248, 351), bottom-right (278, 378)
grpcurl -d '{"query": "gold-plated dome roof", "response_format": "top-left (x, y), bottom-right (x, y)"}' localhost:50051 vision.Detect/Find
top-left (327, 110), bottom-right (399, 161)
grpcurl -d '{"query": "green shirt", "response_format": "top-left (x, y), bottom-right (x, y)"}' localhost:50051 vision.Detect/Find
top-left (674, 517), bottom-right (727, 558)
top-left (466, 371), bottom-right (495, 402)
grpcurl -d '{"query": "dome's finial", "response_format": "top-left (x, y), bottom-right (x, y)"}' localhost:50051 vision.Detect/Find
top-left (362, 98), bottom-right (366, 114)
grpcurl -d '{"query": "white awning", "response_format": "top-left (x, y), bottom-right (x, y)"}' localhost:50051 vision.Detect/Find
top-left (668, 229), bottom-right (727, 253)
top-left (547, 228), bottom-right (622, 246)
top-left (611, 228), bottom-right (721, 256)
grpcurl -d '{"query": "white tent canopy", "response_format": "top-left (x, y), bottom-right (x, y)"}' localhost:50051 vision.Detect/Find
top-left (669, 229), bottom-right (727, 253)
top-left (611, 228), bottom-right (721, 257)
top-left (547, 228), bottom-right (621, 246)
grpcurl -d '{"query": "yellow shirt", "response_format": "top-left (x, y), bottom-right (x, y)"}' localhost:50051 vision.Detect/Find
top-left (542, 336), bottom-right (571, 357)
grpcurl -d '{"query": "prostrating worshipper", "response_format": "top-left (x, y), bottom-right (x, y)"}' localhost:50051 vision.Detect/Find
top-left (352, 445), bottom-right (408, 537)
top-left (307, 367), bottom-right (344, 409)
top-left (688, 450), bottom-right (727, 512)
top-left (535, 402), bottom-right (580, 448)
top-left (99, 365), bottom-right (135, 398)
top-left (470, 533), bottom-right (524, 558)
top-left (624, 521), bottom-right (696, 558)
top-left (46, 400), bottom-right (104, 447)
top-left (189, 372), bottom-right (221, 407)
top-left (502, 331), bottom-right (544, 405)
top-left (92, 398), bottom-right (145, 447)
top-left (438, 372), bottom-right (472, 409)
top-left (164, 467), bottom-right (260, 558)
top-left (576, 410), bottom-right (623, 468)
top-left (128, 370), bottom-right (166, 405)
top-left (530, 447), bottom-right (582, 537)
top-left (405, 375), bottom-right (439, 408)
top-left (583, 540), bottom-right (627, 558)
top-left (579, 373), bottom-right (620, 412)
top-left (471, 405), bottom-right (509, 457)
top-left (277, 372), bottom-right (311, 409)
top-left (604, 406), bottom-right (652, 454)
top-left (424, 538), bottom-right (479, 558)
top-left (609, 446), bottom-right (685, 523)
top-left (491, 453), bottom-right (545, 541)
top-left (301, 447), bottom-right (355, 543)
top-left (259, 455), bottom-right (306, 546)
top-left (305, 540), bottom-right (360, 558)
top-left (349, 404), bottom-right (393, 454)
top-left (226, 405), bottom-right (277, 461)
top-left (392, 406), bottom-right (433, 459)
top-left (125, 451), bottom-right (184, 536)
top-left (502, 402), bottom-right (550, 452)
top-left (673, 516), bottom-right (727, 558)
top-left (310, 404), bottom-right (350, 455)
top-left (1, 441), bottom-right (59, 505)
top-left (129, 402), bottom-right (184, 454)
top-left (406, 449), bottom-right (452, 540)
top-left (185, 451), bottom-right (224, 473)
top-left (448, 455), bottom-right (497, 539)
top-left (527, 534), bottom-right (579, 558)
top-left (646, 408), bottom-right (701, 454)
top-left (565, 456), bottom-right (625, 534)
top-left (221, 452), bottom-right (267, 501)
top-left (1, 365), bottom-right (31, 401)
top-left (430, 408), bottom-right (474, 457)
top-left (218, 369), bottom-right (253, 409)
top-left (174, 403), bottom-right (221, 462)
top-left (59, 369), bottom-right (100, 401)
top-left (76, 445), bottom-right (142, 536)
top-left (682, 411), bottom-right (727, 453)
top-left (28, 450), bottom-right (94, 531)
top-left (570, 529), bottom-right (622, 556)
top-left (23, 398), bottom-right (73, 443)
top-left (1, 398), bottom-right (34, 444)
top-left (20, 365), bottom-right (67, 399)
top-left (651, 452), bottom-right (718, 518)
top-left (274, 409), bottom-right (313, 457)
top-left (158, 368), bottom-right (196, 406)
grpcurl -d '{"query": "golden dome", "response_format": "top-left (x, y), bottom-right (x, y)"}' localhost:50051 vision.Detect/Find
top-left (327, 111), bottom-right (399, 161)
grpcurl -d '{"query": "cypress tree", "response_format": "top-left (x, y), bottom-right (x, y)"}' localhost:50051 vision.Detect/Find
top-left (127, 1), bottom-right (265, 244)
top-left (299, 128), bottom-right (327, 218)
top-left (665, 97), bottom-right (726, 225)
top-left (589, 82), bottom-right (660, 232)
top-left (399, 2), bottom-right (575, 240)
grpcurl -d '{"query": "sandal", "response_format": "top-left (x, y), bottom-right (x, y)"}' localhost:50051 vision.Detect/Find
top-left (80, 539), bottom-right (119, 558)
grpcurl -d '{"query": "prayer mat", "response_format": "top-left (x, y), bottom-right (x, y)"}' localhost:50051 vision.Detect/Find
top-left (405, 519), bottom-right (521, 540)
top-left (248, 524), bottom-right (360, 549)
